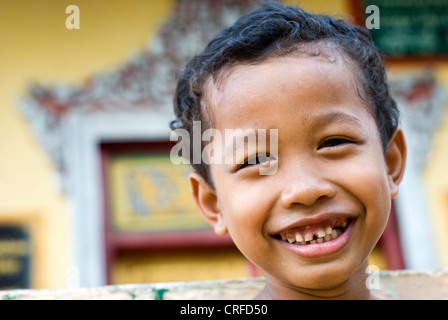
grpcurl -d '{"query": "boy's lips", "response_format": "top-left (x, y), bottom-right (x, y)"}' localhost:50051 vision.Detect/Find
top-left (273, 213), bottom-right (356, 258)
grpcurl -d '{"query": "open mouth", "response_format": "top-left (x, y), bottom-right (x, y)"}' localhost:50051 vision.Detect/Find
top-left (277, 217), bottom-right (353, 246)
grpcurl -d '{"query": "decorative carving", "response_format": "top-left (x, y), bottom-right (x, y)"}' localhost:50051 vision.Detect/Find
top-left (389, 70), bottom-right (447, 170)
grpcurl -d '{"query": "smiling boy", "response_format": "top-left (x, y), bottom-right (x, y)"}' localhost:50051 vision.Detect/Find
top-left (171, 1), bottom-right (407, 299)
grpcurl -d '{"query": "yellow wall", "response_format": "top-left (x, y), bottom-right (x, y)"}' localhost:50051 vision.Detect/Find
top-left (0, 0), bottom-right (174, 289)
top-left (287, 0), bottom-right (350, 16)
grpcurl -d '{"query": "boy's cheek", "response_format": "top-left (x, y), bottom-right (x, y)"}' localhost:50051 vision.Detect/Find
top-left (220, 189), bottom-right (269, 235)
top-left (352, 165), bottom-right (391, 228)
top-left (331, 158), bottom-right (391, 218)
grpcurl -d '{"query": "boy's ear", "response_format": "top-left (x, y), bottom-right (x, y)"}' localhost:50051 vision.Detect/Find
top-left (385, 128), bottom-right (407, 199)
top-left (189, 172), bottom-right (228, 236)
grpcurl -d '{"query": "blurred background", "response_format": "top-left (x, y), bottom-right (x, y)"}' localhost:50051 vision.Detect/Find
top-left (1, 0), bottom-right (448, 290)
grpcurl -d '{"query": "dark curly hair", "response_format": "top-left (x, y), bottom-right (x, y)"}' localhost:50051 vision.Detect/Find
top-left (171, 0), bottom-right (399, 187)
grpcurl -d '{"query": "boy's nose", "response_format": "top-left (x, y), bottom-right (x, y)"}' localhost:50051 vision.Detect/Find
top-left (280, 170), bottom-right (337, 208)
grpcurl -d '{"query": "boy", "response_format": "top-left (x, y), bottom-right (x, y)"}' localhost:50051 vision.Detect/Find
top-left (170, 1), bottom-right (406, 299)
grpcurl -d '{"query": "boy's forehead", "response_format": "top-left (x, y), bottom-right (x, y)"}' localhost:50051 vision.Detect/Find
top-left (203, 53), bottom-right (364, 128)
top-left (205, 42), bottom-right (351, 96)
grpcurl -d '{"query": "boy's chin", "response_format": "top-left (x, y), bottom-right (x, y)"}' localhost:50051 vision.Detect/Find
top-left (280, 258), bottom-right (368, 293)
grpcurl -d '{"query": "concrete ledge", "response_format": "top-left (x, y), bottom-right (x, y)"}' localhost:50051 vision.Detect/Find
top-left (371, 269), bottom-right (448, 300)
top-left (1, 270), bottom-right (448, 300)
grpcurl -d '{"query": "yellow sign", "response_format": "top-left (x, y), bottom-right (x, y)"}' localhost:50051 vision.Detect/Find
top-left (108, 154), bottom-right (209, 233)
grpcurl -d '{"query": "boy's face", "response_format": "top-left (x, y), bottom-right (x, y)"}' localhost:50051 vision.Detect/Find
top-left (190, 53), bottom-right (406, 298)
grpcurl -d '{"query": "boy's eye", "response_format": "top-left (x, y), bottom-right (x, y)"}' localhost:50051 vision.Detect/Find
top-left (318, 138), bottom-right (353, 150)
top-left (238, 153), bottom-right (274, 170)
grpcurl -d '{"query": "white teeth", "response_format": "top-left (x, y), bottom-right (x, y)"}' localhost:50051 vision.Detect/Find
top-left (295, 233), bottom-right (304, 242)
top-left (316, 230), bottom-right (326, 238)
top-left (281, 219), bottom-right (350, 245)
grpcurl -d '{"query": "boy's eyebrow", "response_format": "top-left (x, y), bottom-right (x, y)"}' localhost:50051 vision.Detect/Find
top-left (312, 112), bottom-right (363, 128)
top-left (223, 129), bottom-right (268, 160)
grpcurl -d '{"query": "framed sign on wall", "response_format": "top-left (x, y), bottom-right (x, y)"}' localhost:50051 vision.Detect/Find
top-left (351, 0), bottom-right (448, 59)
top-left (107, 149), bottom-right (208, 234)
top-left (0, 212), bottom-right (43, 290)
top-left (0, 226), bottom-right (31, 290)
